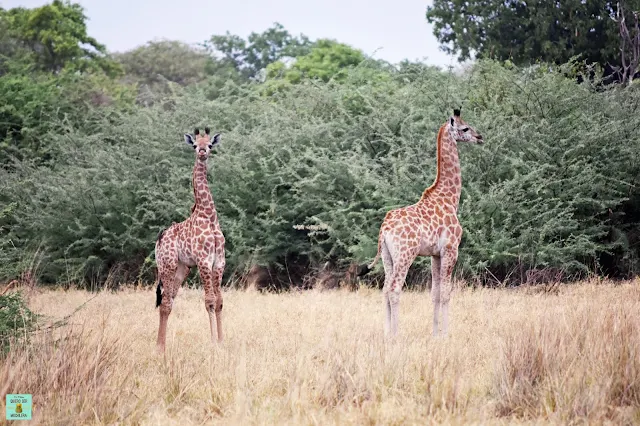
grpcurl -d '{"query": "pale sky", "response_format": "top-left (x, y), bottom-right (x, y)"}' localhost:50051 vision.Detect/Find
top-left (3, 0), bottom-right (458, 67)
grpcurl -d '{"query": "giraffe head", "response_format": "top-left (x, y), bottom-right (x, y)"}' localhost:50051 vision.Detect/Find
top-left (184, 127), bottom-right (221, 161)
top-left (448, 108), bottom-right (483, 144)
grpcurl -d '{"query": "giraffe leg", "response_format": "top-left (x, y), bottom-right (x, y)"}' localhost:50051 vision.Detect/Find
top-left (211, 244), bottom-right (226, 343)
top-left (381, 240), bottom-right (394, 335)
top-left (386, 261), bottom-right (413, 337)
top-left (439, 246), bottom-right (458, 337)
top-left (156, 263), bottom-right (189, 354)
top-left (199, 255), bottom-right (219, 346)
top-left (431, 255), bottom-right (442, 337)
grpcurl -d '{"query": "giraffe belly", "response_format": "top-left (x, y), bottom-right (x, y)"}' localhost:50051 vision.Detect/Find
top-left (418, 242), bottom-right (440, 256)
top-left (178, 252), bottom-right (197, 267)
top-left (176, 239), bottom-right (198, 266)
top-left (417, 230), bottom-right (448, 256)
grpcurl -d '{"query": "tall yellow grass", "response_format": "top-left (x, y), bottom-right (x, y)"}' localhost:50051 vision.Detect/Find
top-left (1, 279), bottom-right (639, 425)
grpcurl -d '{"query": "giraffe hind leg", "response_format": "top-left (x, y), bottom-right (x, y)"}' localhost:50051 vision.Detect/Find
top-left (211, 245), bottom-right (226, 343)
top-left (156, 263), bottom-right (190, 354)
top-left (387, 259), bottom-right (414, 338)
top-left (381, 238), bottom-right (394, 335)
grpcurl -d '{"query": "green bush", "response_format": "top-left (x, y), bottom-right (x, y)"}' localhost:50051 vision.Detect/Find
top-left (0, 292), bottom-right (39, 354)
top-left (1, 59), bottom-right (639, 287)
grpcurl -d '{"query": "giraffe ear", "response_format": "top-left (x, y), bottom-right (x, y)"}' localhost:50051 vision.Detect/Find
top-left (184, 133), bottom-right (195, 146)
top-left (209, 133), bottom-right (221, 148)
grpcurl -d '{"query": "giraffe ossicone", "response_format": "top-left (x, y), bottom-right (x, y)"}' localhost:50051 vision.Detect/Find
top-left (368, 108), bottom-right (484, 337)
top-left (154, 127), bottom-right (226, 353)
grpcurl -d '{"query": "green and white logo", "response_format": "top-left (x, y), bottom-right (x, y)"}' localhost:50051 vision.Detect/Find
top-left (5, 394), bottom-right (32, 420)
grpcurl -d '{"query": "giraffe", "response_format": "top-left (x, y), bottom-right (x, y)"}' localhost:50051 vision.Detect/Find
top-left (368, 108), bottom-right (483, 337)
top-left (154, 127), bottom-right (226, 353)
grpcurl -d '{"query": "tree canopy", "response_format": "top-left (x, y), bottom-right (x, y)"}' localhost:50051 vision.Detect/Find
top-left (426, 0), bottom-right (640, 80)
top-left (204, 22), bottom-right (313, 80)
top-left (266, 39), bottom-right (366, 83)
top-left (0, 0), bottom-right (120, 76)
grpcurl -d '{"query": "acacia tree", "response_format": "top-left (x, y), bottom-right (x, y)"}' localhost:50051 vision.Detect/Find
top-left (115, 41), bottom-right (212, 87)
top-left (0, 0), bottom-right (120, 76)
top-left (265, 39), bottom-right (366, 83)
top-left (204, 22), bottom-right (313, 80)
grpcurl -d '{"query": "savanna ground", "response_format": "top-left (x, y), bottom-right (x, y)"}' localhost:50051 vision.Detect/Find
top-left (2, 279), bottom-right (640, 425)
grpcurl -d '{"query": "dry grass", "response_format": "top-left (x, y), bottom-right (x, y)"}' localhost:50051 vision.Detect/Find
top-left (1, 278), bottom-right (639, 425)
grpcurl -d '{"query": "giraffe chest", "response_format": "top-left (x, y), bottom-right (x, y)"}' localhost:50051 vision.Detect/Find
top-left (176, 220), bottom-right (219, 266)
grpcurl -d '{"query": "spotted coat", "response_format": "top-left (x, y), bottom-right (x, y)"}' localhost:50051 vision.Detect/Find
top-left (155, 128), bottom-right (226, 353)
top-left (369, 109), bottom-right (484, 337)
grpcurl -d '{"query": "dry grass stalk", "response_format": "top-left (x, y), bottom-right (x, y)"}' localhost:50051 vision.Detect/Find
top-left (0, 279), bottom-right (637, 424)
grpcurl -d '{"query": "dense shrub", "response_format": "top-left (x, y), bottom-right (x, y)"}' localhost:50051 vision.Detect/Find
top-left (1, 60), bottom-right (639, 287)
top-left (0, 292), bottom-right (38, 354)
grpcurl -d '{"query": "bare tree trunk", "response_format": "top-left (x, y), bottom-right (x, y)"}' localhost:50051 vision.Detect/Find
top-left (617, 1), bottom-right (640, 84)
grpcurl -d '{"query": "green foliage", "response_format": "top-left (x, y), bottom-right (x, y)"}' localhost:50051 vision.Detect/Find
top-left (425, 0), bottom-right (640, 73)
top-left (115, 40), bottom-right (210, 86)
top-left (2, 59), bottom-right (639, 286)
top-left (0, 0), bottom-right (121, 76)
top-left (262, 40), bottom-right (391, 96)
top-left (0, 1), bottom-right (135, 165)
top-left (0, 3), bottom-right (638, 287)
top-left (0, 292), bottom-right (39, 355)
top-left (113, 40), bottom-right (240, 105)
top-left (0, 61), bottom-right (136, 165)
top-left (205, 22), bottom-right (313, 80)
top-left (266, 39), bottom-right (366, 83)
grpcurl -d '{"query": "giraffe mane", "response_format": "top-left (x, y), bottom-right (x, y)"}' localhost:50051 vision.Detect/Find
top-left (420, 124), bottom-right (446, 200)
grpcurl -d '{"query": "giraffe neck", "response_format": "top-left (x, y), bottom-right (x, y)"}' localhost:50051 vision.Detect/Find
top-left (191, 158), bottom-right (216, 216)
top-left (420, 125), bottom-right (462, 208)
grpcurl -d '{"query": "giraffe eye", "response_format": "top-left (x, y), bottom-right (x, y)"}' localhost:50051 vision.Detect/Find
top-left (462, 127), bottom-right (469, 132)
top-left (208, 144), bottom-right (213, 149)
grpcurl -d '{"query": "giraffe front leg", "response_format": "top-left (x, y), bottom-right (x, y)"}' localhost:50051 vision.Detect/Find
top-left (431, 255), bottom-right (442, 337)
top-left (198, 257), bottom-right (219, 346)
top-left (439, 246), bottom-right (458, 337)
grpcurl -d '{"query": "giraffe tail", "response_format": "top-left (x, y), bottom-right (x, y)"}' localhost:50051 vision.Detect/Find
top-left (156, 228), bottom-right (166, 244)
top-left (367, 230), bottom-right (384, 270)
top-left (154, 228), bottom-right (166, 308)
top-left (155, 280), bottom-right (163, 308)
